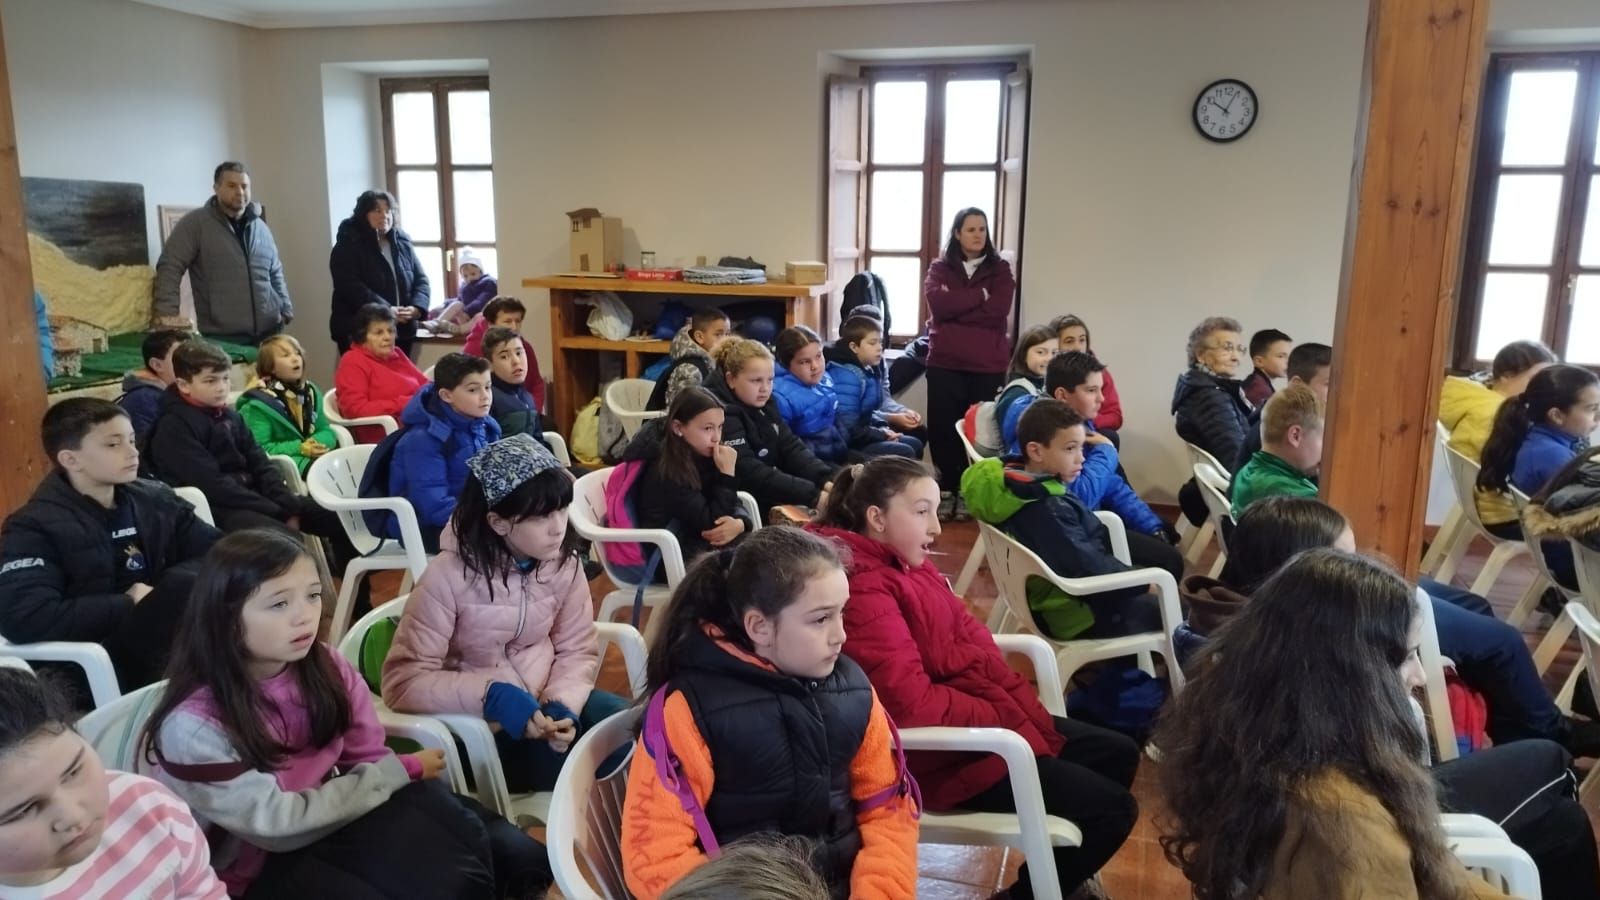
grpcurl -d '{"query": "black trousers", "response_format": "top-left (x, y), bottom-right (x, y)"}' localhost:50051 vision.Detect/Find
top-left (926, 367), bottom-right (1005, 491)
top-left (105, 560), bottom-right (202, 689)
top-left (963, 716), bottom-right (1139, 898)
top-left (1433, 739), bottom-right (1600, 900)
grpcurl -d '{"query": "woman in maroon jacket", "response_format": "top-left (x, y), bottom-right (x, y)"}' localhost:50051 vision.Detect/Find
top-left (923, 208), bottom-right (1016, 521)
top-left (809, 456), bottom-right (1138, 899)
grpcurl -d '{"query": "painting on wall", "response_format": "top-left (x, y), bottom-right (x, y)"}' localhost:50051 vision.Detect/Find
top-left (22, 176), bottom-right (156, 336)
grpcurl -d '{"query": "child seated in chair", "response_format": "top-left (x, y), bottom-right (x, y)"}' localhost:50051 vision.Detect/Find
top-left (118, 329), bottom-right (188, 445)
top-left (964, 399), bottom-right (1164, 640)
top-left (237, 335), bottom-right (339, 475)
top-left (824, 314), bottom-right (926, 454)
top-left (1229, 383), bottom-right (1323, 518)
top-left (808, 456), bottom-right (1138, 899)
top-left (463, 296), bottom-right (546, 415)
top-left (707, 339), bottom-right (836, 517)
top-left (647, 307), bottom-right (732, 412)
top-left (383, 435), bottom-right (628, 795)
top-left (478, 325), bottom-right (552, 452)
top-left (389, 352), bottom-right (501, 553)
top-left (0, 399), bottom-right (220, 690)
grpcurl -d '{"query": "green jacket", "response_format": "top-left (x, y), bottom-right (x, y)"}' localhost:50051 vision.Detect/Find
top-left (1230, 450), bottom-right (1317, 518)
top-left (961, 457), bottom-right (1097, 640)
top-left (236, 382), bottom-right (338, 474)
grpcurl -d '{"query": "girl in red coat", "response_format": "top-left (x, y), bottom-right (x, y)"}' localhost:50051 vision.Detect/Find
top-left (808, 456), bottom-right (1138, 899)
top-left (333, 303), bottom-right (431, 443)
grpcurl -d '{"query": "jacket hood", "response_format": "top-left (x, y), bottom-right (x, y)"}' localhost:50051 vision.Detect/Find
top-left (960, 457), bottom-right (1065, 525)
top-left (1170, 367), bottom-right (1239, 414)
top-left (400, 383), bottom-right (489, 441)
top-left (121, 371), bottom-right (165, 394)
top-left (1180, 575), bottom-right (1251, 640)
top-left (669, 325), bottom-right (712, 363)
top-left (1439, 375), bottom-right (1493, 431)
top-left (809, 523), bottom-right (912, 576)
top-left (621, 417), bottom-right (667, 462)
top-left (823, 341), bottom-right (864, 369)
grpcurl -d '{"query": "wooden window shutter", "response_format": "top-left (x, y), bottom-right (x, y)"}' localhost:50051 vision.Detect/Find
top-left (826, 75), bottom-right (870, 335)
top-left (997, 69), bottom-right (1030, 317)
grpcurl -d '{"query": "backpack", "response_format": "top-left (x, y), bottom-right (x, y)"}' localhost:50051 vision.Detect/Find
top-left (1445, 667), bottom-right (1489, 756)
top-left (841, 271), bottom-right (892, 337)
top-left (570, 397), bottom-right (603, 467)
top-left (356, 428), bottom-right (456, 538)
top-left (600, 460), bottom-right (676, 625)
top-left (597, 380), bottom-right (629, 465)
top-left (971, 378), bottom-right (1037, 455)
top-left (640, 682), bottom-right (920, 859)
top-left (646, 355), bottom-right (712, 412)
top-left (1066, 664), bottom-right (1168, 744)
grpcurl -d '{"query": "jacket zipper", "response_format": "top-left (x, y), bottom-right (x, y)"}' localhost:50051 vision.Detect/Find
top-left (502, 568), bottom-right (533, 695)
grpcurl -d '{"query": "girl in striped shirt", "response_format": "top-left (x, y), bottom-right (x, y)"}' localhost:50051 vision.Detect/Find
top-left (0, 667), bottom-right (225, 899)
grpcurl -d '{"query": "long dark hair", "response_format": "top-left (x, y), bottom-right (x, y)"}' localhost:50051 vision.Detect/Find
top-left (1006, 324), bottom-right (1056, 382)
top-left (144, 530), bottom-right (350, 772)
top-left (1157, 549), bottom-right (1455, 899)
top-left (643, 527), bottom-right (845, 695)
top-left (1478, 364), bottom-right (1600, 493)
top-left (1218, 495), bottom-right (1349, 592)
top-left (941, 207), bottom-right (997, 269)
top-left (659, 387), bottom-right (723, 492)
top-left (451, 470), bottom-right (578, 603)
top-left (349, 190), bottom-right (397, 229)
top-left (813, 456), bottom-right (931, 533)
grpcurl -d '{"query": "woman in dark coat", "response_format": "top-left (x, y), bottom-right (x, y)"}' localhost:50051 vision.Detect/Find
top-left (328, 190), bottom-right (432, 357)
top-left (923, 207), bottom-right (1016, 521)
top-left (1170, 315), bottom-right (1253, 525)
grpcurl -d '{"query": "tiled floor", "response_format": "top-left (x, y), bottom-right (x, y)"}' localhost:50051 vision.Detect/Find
top-left (367, 515), bottom-right (1595, 899)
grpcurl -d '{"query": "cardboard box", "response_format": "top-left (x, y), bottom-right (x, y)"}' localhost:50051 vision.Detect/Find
top-left (566, 208), bottom-right (623, 273)
top-left (786, 260), bottom-right (826, 285)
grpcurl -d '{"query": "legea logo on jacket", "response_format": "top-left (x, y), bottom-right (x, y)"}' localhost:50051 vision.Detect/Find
top-left (724, 438), bottom-right (746, 447)
top-left (111, 527), bottom-right (137, 539)
top-left (0, 557), bottom-right (44, 576)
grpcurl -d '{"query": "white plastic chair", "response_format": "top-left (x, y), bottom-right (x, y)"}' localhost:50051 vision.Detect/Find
top-left (902, 632), bottom-right (1080, 899)
top-left (172, 486), bottom-right (214, 526)
top-left (1435, 446), bottom-right (1534, 613)
top-left (1451, 837), bottom-right (1542, 898)
top-left (1551, 596), bottom-right (1600, 812)
top-left (546, 705), bottom-right (642, 900)
top-left (1193, 461), bottom-right (1233, 579)
top-left (339, 593), bottom-right (647, 822)
top-left (1508, 486), bottom-right (1571, 622)
top-left (1180, 442), bottom-right (1228, 564)
top-left (323, 388), bottom-right (400, 437)
top-left (1421, 422), bottom-right (1466, 578)
top-left (603, 378), bottom-right (665, 439)
top-left (0, 636), bottom-right (120, 708)
top-left (305, 445), bottom-right (430, 644)
top-left (1414, 587), bottom-right (1458, 763)
top-left (979, 518), bottom-right (1186, 693)
top-left (953, 418), bottom-right (992, 605)
top-left (544, 431), bottom-right (573, 467)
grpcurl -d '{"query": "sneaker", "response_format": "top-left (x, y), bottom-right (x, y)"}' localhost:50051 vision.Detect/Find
top-left (938, 491), bottom-right (957, 522)
top-left (1562, 715), bottom-right (1600, 760)
top-left (1539, 585), bottom-right (1568, 619)
top-left (953, 495), bottom-right (971, 522)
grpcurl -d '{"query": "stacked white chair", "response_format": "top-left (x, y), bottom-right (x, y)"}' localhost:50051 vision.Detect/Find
top-left (1179, 443), bottom-right (1229, 564)
top-left (604, 378), bottom-right (665, 439)
top-left (1192, 461), bottom-right (1233, 579)
top-left (1433, 445), bottom-right (1535, 617)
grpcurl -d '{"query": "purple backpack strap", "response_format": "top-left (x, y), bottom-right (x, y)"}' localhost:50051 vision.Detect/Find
top-left (856, 708), bottom-right (922, 820)
top-left (643, 685), bottom-right (722, 859)
top-left (150, 744), bottom-right (254, 783)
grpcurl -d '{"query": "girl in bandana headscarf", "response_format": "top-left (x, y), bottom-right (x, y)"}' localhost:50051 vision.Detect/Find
top-left (381, 434), bottom-right (629, 792)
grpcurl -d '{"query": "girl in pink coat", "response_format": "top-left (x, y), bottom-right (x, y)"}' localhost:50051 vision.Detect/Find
top-left (381, 434), bottom-right (628, 791)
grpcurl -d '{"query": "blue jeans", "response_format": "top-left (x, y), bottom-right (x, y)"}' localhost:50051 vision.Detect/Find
top-left (1423, 578), bottom-right (1563, 744)
top-left (492, 689), bottom-right (631, 793)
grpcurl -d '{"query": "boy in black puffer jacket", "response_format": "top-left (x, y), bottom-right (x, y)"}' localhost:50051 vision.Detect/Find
top-left (0, 399), bottom-right (221, 689)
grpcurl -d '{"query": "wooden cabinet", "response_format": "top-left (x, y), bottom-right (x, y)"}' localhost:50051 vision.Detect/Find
top-left (522, 276), bottom-right (828, 433)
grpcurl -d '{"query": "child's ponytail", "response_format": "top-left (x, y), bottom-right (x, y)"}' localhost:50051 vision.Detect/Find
top-left (1478, 364), bottom-right (1600, 493)
top-left (814, 456), bottom-right (931, 533)
top-left (642, 527), bottom-right (846, 696)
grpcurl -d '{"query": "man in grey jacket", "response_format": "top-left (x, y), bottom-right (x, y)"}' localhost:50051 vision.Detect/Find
top-left (153, 161), bottom-right (292, 343)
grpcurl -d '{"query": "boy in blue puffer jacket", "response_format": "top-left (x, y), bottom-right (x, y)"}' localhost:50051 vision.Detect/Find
top-left (962, 399), bottom-right (1163, 639)
top-left (389, 352), bottom-right (501, 551)
top-left (824, 315), bottom-right (926, 459)
top-left (1001, 352), bottom-right (1183, 580)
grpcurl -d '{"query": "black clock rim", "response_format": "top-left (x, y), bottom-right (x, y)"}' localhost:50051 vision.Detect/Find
top-left (1193, 78), bottom-right (1258, 144)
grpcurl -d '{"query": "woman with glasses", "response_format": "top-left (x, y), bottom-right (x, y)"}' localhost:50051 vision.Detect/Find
top-left (1171, 316), bottom-right (1253, 526)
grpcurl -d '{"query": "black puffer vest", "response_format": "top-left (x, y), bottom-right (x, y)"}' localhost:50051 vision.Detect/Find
top-left (673, 629), bottom-right (873, 899)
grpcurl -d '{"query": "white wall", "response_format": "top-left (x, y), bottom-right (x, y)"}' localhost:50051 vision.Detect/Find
top-left (319, 65), bottom-right (383, 240)
top-left (7, 0), bottom-right (1598, 499)
top-left (3, 0), bottom-right (253, 256)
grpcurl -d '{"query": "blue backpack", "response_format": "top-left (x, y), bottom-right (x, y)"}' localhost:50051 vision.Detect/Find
top-left (357, 428), bottom-right (455, 537)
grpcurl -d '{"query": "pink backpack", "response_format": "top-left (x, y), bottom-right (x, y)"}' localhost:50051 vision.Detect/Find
top-left (640, 683), bottom-right (921, 857)
top-left (601, 461), bottom-right (655, 573)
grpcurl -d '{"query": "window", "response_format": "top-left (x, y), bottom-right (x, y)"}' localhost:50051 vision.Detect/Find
top-left (380, 76), bottom-right (496, 308)
top-left (1456, 54), bottom-right (1600, 367)
top-left (827, 64), bottom-right (1027, 341)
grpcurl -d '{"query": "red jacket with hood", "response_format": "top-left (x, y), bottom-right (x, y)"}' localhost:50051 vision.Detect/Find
top-left (809, 525), bottom-right (1064, 810)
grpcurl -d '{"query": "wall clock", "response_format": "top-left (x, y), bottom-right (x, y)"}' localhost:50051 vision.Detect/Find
top-left (1193, 79), bottom-right (1258, 143)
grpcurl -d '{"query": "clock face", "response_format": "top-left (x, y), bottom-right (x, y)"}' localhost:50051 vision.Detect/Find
top-left (1194, 79), bottom-right (1258, 143)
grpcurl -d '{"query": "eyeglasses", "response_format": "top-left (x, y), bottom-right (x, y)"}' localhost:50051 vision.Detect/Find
top-left (1206, 342), bottom-right (1244, 354)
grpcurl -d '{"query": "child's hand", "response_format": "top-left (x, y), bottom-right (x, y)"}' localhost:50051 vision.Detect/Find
top-left (544, 717), bottom-right (578, 753)
top-left (125, 583), bottom-right (154, 603)
top-left (701, 516), bottom-right (745, 547)
top-left (712, 443), bottom-right (738, 476)
top-left (412, 748), bottom-right (447, 780)
top-left (886, 411), bottom-right (920, 430)
top-left (882, 429), bottom-right (901, 441)
top-left (1084, 432), bottom-right (1112, 446)
top-left (301, 438), bottom-right (328, 458)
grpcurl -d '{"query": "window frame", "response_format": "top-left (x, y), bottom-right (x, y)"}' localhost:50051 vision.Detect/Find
top-left (1454, 52), bottom-right (1600, 369)
top-left (379, 75), bottom-right (494, 303)
top-left (861, 62), bottom-right (1018, 342)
